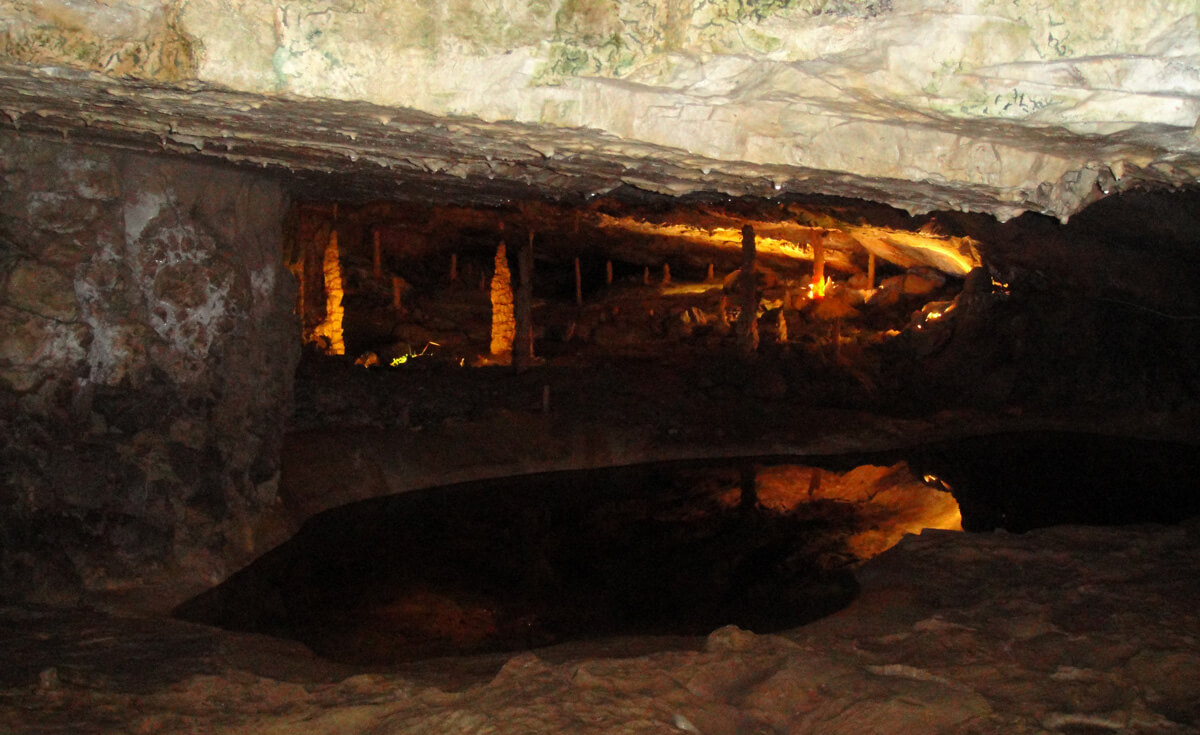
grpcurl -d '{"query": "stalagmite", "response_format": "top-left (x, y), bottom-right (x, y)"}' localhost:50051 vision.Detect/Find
top-left (450, 252), bottom-right (458, 282)
top-left (867, 251), bottom-right (876, 289)
top-left (643, 266), bottom-right (650, 286)
top-left (372, 229), bottom-right (382, 279)
top-left (716, 295), bottom-right (731, 336)
top-left (489, 242), bottom-right (515, 358)
top-left (392, 276), bottom-right (403, 312)
top-left (707, 263), bottom-right (715, 281)
top-left (542, 384), bottom-right (551, 413)
top-left (736, 225), bottom-right (759, 355)
top-left (606, 260), bottom-right (613, 285)
top-left (311, 228), bottom-right (345, 355)
top-left (777, 309), bottom-right (788, 343)
top-left (813, 231), bottom-right (826, 291)
top-left (514, 233), bottom-right (535, 371)
top-left (575, 256), bottom-right (583, 306)
top-left (662, 263), bottom-right (671, 285)
top-left (739, 464), bottom-right (758, 511)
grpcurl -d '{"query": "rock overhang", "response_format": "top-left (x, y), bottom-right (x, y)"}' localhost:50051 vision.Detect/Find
top-left (1, 0), bottom-right (1199, 221)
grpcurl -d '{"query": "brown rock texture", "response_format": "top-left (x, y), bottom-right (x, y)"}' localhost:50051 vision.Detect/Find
top-left (0, 132), bottom-right (297, 610)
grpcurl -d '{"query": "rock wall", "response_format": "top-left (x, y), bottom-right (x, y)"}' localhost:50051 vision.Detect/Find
top-left (0, 133), bottom-right (297, 610)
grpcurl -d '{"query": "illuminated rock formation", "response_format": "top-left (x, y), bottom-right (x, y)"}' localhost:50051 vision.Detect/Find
top-left (489, 243), bottom-right (515, 358)
top-left (310, 229), bottom-right (345, 356)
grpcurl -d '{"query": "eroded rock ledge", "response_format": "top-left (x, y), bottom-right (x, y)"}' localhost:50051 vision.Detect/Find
top-left (2, 0), bottom-right (1199, 219)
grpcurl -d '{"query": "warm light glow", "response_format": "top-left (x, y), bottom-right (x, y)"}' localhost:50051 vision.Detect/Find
top-left (489, 243), bottom-right (515, 357)
top-left (808, 276), bottom-right (833, 300)
top-left (851, 227), bottom-right (981, 276)
top-left (594, 211), bottom-right (979, 280)
top-left (311, 229), bottom-right (345, 355)
top-left (595, 213), bottom-right (812, 260)
top-left (390, 342), bottom-right (439, 366)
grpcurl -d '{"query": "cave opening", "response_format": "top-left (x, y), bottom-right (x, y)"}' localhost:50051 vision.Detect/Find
top-left (173, 186), bottom-right (1200, 664)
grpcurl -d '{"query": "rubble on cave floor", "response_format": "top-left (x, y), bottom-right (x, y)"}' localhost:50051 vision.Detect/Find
top-left (3, 521), bottom-right (1198, 734)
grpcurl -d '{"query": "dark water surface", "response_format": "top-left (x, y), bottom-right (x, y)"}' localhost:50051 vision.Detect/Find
top-left (906, 431), bottom-right (1200, 532)
top-left (176, 431), bottom-right (1199, 663)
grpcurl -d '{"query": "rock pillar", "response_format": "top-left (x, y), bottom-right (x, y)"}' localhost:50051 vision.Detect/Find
top-left (489, 242), bottom-right (515, 358)
top-left (736, 225), bottom-right (760, 354)
top-left (513, 233), bottom-right (535, 371)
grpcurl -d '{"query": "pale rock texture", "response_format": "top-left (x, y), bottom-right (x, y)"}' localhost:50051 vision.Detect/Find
top-left (1, 0), bottom-right (1197, 218)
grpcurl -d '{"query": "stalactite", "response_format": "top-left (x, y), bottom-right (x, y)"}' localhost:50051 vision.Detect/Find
top-left (489, 242), bottom-right (515, 358)
top-left (736, 224), bottom-right (759, 355)
top-left (514, 233), bottom-right (535, 371)
top-left (372, 229), bottom-right (382, 279)
top-left (575, 256), bottom-right (583, 306)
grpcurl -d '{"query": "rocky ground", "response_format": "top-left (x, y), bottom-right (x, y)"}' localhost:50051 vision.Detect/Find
top-left (3, 520), bottom-right (1199, 734)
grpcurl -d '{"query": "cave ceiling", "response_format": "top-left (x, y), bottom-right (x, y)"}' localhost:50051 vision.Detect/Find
top-left (1, 0), bottom-right (1198, 224)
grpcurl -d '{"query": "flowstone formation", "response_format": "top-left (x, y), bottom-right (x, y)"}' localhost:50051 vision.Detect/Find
top-left (1, 0), bottom-right (1197, 219)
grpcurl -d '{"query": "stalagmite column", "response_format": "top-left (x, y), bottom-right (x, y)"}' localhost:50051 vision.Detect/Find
top-left (716, 295), bottom-right (731, 336)
top-left (392, 276), bottom-right (404, 312)
top-left (661, 263), bottom-right (671, 286)
top-left (574, 257), bottom-right (583, 306)
top-left (707, 263), bottom-right (715, 281)
top-left (867, 252), bottom-right (876, 289)
top-left (739, 464), bottom-right (758, 511)
top-left (372, 229), bottom-right (382, 279)
top-left (489, 242), bottom-right (515, 359)
top-left (736, 225), bottom-right (759, 355)
top-left (514, 232), bottom-right (535, 372)
top-left (312, 228), bottom-right (345, 355)
top-left (813, 231), bottom-right (826, 293)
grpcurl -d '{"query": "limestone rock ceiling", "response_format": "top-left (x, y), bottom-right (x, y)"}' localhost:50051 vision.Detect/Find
top-left (1, 0), bottom-right (1199, 221)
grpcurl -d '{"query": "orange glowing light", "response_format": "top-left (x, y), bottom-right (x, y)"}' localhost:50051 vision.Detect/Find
top-left (311, 229), bottom-right (346, 355)
top-left (808, 276), bottom-right (833, 300)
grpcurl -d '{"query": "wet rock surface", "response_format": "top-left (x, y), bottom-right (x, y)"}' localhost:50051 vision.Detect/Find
top-left (3, 521), bottom-right (1198, 734)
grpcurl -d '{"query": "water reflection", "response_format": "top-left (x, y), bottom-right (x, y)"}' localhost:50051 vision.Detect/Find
top-left (176, 458), bottom-right (956, 663)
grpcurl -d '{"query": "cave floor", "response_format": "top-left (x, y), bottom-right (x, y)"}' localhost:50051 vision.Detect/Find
top-left (4, 522), bottom-right (1199, 734)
